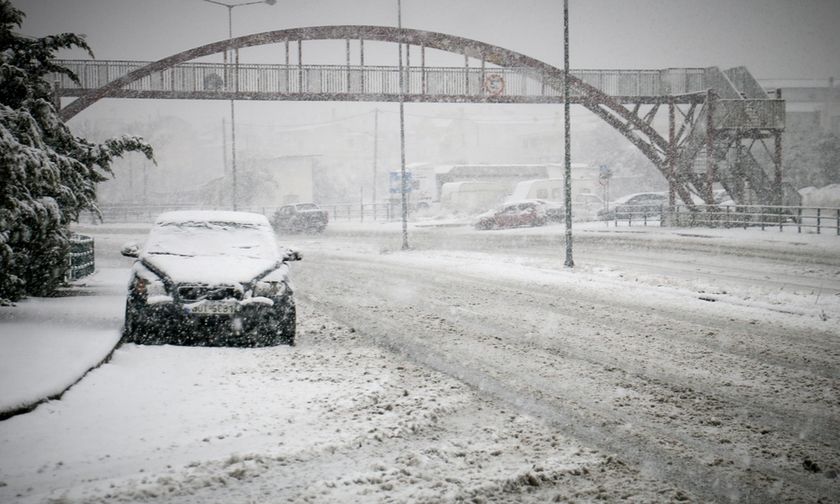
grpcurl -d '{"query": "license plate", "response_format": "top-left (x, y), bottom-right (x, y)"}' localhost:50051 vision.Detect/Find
top-left (189, 302), bottom-right (236, 315)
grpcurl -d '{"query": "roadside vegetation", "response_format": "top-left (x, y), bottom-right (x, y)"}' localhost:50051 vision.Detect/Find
top-left (0, 1), bottom-right (153, 303)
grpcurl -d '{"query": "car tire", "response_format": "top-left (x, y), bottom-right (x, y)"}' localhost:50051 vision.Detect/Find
top-left (274, 299), bottom-right (296, 346)
top-left (121, 302), bottom-right (140, 344)
top-left (123, 302), bottom-right (165, 345)
top-left (475, 219), bottom-right (493, 231)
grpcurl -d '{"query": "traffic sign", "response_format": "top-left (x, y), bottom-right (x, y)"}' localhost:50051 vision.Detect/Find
top-left (389, 171), bottom-right (413, 194)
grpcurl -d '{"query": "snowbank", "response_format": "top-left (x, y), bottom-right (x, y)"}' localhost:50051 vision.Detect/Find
top-left (0, 269), bottom-right (126, 417)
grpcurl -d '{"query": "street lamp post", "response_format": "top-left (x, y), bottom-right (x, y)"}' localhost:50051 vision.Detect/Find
top-left (397, 0), bottom-right (409, 250)
top-left (201, 0), bottom-right (276, 210)
top-left (563, 0), bottom-right (574, 267)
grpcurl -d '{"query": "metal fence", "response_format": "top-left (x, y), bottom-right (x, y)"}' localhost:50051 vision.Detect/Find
top-left (92, 203), bottom-right (840, 235)
top-left (67, 233), bottom-right (95, 281)
top-left (91, 203), bottom-right (400, 224)
top-left (602, 204), bottom-right (840, 235)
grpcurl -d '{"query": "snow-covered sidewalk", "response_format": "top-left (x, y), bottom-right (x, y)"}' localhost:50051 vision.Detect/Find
top-left (0, 268), bottom-right (127, 418)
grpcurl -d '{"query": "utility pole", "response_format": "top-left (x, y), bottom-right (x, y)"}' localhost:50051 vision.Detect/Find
top-left (397, 0), bottom-right (409, 250)
top-left (128, 156), bottom-right (134, 201)
top-left (373, 108), bottom-right (379, 205)
top-left (201, 0), bottom-right (277, 210)
top-left (221, 117), bottom-right (228, 207)
top-left (143, 159), bottom-right (149, 207)
top-left (230, 97), bottom-right (238, 210)
top-left (563, 0), bottom-right (574, 267)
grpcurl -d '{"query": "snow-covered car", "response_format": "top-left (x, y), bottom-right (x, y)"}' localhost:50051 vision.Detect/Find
top-left (597, 192), bottom-right (667, 221)
top-left (572, 192), bottom-right (605, 222)
top-left (271, 203), bottom-right (329, 233)
top-left (474, 200), bottom-right (562, 230)
top-left (120, 211), bottom-right (300, 346)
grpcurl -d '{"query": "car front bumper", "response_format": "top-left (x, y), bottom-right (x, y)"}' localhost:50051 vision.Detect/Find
top-left (126, 297), bottom-right (294, 346)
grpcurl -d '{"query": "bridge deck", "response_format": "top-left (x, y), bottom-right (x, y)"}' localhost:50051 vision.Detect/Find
top-left (52, 59), bottom-right (783, 129)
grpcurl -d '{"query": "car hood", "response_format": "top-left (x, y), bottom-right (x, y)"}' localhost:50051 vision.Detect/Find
top-left (141, 254), bottom-right (280, 285)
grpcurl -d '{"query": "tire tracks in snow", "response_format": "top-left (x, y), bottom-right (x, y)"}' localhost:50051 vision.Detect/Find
top-left (296, 252), bottom-right (839, 503)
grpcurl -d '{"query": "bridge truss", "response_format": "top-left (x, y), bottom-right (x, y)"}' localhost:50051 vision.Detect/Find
top-left (51, 25), bottom-right (791, 207)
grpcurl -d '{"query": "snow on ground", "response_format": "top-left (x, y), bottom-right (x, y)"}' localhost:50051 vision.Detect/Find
top-left (318, 220), bottom-right (840, 324)
top-left (0, 221), bottom-right (837, 502)
top-left (1, 301), bottom-right (634, 504)
top-left (0, 269), bottom-right (125, 416)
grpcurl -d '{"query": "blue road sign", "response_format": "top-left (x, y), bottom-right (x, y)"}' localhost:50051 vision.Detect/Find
top-left (389, 171), bottom-right (413, 194)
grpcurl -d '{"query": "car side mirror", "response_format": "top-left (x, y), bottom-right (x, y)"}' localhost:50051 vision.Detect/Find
top-left (284, 249), bottom-right (302, 262)
top-left (120, 242), bottom-right (141, 258)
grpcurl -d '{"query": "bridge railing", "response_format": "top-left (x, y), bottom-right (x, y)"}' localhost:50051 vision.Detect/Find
top-left (714, 99), bottom-right (786, 129)
top-left (52, 59), bottom-right (763, 101)
top-left (724, 66), bottom-right (771, 99)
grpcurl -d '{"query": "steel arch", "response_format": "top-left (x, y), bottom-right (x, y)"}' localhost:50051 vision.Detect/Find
top-left (59, 25), bottom-right (686, 200)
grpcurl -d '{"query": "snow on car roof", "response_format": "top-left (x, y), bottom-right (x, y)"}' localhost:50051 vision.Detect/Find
top-left (502, 199), bottom-right (562, 207)
top-left (610, 192), bottom-right (667, 204)
top-left (154, 210), bottom-right (270, 226)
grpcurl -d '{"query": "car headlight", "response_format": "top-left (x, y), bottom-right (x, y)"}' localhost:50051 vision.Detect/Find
top-left (253, 280), bottom-right (287, 298)
top-left (131, 274), bottom-right (167, 298)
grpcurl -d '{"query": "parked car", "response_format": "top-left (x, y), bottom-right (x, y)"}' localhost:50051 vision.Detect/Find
top-left (120, 211), bottom-right (300, 347)
top-left (597, 192), bottom-right (667, 221)
top-left (573, 192), bottom-right (605, 222)
top-left (271, 203), bottom-right (329, 233)
top-left (474, 200), bottom-right (563, 230)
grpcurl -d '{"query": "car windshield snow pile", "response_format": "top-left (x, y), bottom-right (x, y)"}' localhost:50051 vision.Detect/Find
top-left (144, 219), bottom-right (279, 260)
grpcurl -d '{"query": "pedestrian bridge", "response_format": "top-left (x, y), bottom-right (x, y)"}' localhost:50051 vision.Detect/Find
top-left (51, 25), bottom-right (789, 207)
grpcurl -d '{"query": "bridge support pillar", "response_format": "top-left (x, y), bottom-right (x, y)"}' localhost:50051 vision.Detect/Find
top-left (705, 89), bottom-right (717, 204)
top-left (774, 131), bottom-right (783, 206)
top-left (665, 97), bottom-right (676, 226)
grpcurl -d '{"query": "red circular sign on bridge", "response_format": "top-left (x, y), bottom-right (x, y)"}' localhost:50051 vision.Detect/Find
top-left (484, 73), bottom-right (505, 96)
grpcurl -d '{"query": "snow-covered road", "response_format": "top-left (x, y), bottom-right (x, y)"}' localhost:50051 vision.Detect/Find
top-left (292, 229), bottom-right (839, 503)
top-left (1, 224), bottom-right (837, 503)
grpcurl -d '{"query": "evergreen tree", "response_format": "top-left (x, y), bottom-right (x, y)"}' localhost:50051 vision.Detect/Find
top-left (0, 1), bottom-right (154, 303)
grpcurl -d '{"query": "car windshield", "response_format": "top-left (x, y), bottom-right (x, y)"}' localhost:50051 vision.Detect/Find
top-left (296, 203), bottom-right (318, 210)
top-left (144, 220), bottom-right (279, 260)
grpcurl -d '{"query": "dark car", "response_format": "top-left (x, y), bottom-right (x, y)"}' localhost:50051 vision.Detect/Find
top-left (597, 192), bottom-right (667, 221)
top-left (474, 200), bottom-right (562, 230)
top-left (271, 203), bottom-right (329, 233)
top-left (120, 211), bottom-right (300, 347)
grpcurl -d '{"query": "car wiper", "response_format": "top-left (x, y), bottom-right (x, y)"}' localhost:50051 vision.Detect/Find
top-left (147, 251), bottom-right (194, 257)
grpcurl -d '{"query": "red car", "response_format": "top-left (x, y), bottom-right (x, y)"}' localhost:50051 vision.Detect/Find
top-left (474, 200), bottom-right (562, 230)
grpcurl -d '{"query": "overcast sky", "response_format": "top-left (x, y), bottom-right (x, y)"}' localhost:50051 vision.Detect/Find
top-left (11, 0), bottom-right (840, 131)
top-left (15, 0), bottom-right (840, 78)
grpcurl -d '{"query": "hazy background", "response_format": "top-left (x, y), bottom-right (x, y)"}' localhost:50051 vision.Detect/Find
top-left (12, 0), bottom-right (840, 207)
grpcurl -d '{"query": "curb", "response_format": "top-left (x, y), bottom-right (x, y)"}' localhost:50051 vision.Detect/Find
top-left (0, 340), bottom-right (123, 422)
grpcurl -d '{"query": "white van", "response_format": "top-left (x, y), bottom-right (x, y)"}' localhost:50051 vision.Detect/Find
top-left (440, 181), bottom-right (509, 213)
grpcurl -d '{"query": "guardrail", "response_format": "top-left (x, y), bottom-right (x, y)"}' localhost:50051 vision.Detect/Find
top-left (601, 204), bottom-right (840, 235)
top-left (67, 233), bottom-right (95, 281)
top-left (91, 203), bottom-right (840, 235)
top-left (90, 203), bottom-right (401, 224)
